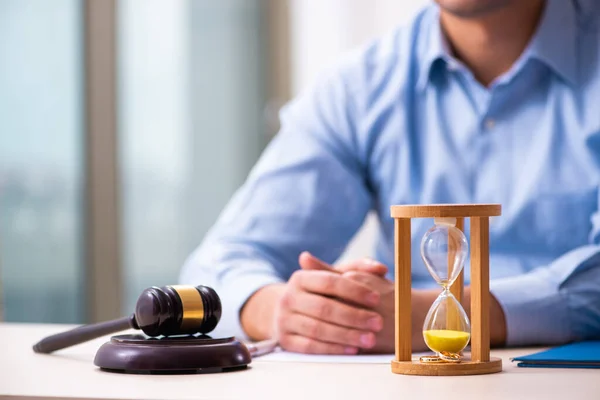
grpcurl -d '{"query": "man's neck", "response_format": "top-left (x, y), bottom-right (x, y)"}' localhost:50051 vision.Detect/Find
top-left (440, 0), bottom-right (545, 87)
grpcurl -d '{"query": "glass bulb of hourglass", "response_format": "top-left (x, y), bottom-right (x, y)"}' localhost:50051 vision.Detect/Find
top-left (421, 218), bottom-right (471, 355)
top-left (421, 218), bottom-right (468, 288)
top-left (422, 291), bottom-right (471, 354)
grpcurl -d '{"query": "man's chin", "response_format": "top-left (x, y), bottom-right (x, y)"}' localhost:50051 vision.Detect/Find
top-left (434, 0), bottom-right (514, 19)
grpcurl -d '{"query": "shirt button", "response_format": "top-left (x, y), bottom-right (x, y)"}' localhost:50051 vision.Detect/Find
top-left (484, 118), bottom-right (496, 130)
top-left (447, 61), bottom-right (459, 71)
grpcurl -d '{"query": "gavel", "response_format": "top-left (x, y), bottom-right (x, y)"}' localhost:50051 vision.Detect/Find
top-left (33, 285), bottom-right (222, 354)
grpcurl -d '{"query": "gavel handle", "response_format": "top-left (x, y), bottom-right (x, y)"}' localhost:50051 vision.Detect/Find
top-left (33, 315), bottom-right (136, 354)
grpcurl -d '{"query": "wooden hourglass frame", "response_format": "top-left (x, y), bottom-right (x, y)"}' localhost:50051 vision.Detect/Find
top-left (390, 204), bottom-right (502, 376)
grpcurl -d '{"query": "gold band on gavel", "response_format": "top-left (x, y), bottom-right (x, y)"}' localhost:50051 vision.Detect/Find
top-left (169, 285), bottom-right (204, 331)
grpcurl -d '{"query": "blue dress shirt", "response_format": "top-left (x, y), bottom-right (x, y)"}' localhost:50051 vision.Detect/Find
top-left (180, 0), bottom-right (600, 346)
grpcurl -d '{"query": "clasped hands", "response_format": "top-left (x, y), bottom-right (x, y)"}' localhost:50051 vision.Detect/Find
top-left (242, 250), bottom-right (505, 354)
top-left (271, 252), bottom-right (400, 355)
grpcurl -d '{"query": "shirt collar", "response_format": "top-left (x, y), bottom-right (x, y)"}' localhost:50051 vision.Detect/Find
top-left (416, 0), bottom-right (578, 91)
top-left (416, 7), bottom-right (448, 92)
top-left (526, 0), bottom-right (578, 86)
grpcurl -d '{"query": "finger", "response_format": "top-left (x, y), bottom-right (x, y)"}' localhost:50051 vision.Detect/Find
top-left (283, 312), bottom-right (376, 349)
top-left (290, 270), bottom-right (379, 308)
top-left (342, 271), bottom-right (391, 286)
top-left (343, 270), bottom-right (392, 293)
top-left (278, 333), bottom-right (358, 355)
top-left (285, 289), bottom-right (383, 332)
top-left (298, 251), bottom-right (334, 272)
top-left (336, 258), bottom-right (388, 277)
top-left (299, 251), bottom-right (388, 277)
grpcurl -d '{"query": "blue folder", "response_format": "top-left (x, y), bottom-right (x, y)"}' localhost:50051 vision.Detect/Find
top-left (512, 341), bottom-right (600, 369)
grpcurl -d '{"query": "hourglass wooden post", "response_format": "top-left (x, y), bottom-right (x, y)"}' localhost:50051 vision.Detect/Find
top-left (390, 204), bottom-right (502, 376)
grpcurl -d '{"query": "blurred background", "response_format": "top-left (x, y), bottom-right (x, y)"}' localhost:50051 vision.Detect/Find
top-left (0, 0), bottom-right (427, 324)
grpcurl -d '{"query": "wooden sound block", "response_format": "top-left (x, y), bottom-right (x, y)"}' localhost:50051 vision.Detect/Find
top-left (391, 356), bottom-right (502, 376)
top-left (94, 334), bottom-right (251, 374)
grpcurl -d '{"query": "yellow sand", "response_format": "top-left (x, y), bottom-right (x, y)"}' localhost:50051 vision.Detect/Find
top-left (423, 330), bottom-right (470, 354)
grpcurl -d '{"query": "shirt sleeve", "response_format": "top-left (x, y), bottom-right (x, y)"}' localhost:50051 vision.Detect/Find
top-left (490, 190), bottom-right (600, 347)
top-left (178, 66), bottom-right (373, 340)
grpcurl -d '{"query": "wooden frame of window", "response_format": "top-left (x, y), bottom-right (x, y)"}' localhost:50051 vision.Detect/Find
top-left (83, 0), bottom-right (122, 322)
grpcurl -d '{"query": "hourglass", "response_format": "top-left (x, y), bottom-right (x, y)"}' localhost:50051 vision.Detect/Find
top-left (389, 204), bottom-right (503, 376)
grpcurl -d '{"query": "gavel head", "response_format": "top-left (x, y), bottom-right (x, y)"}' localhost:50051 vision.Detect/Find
top-left (133, 285), bottom-right (222, 337)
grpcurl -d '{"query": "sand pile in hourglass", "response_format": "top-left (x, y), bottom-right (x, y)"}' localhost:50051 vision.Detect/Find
top-left (421, 217), bottom-right (470, 360)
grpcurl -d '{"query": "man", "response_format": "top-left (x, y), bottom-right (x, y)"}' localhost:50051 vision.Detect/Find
top-left (180, 0), bottom-right (600, 354)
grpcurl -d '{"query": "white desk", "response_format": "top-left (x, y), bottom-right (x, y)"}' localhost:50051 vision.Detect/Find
top-left (1, 323), bottom-right (598, 400)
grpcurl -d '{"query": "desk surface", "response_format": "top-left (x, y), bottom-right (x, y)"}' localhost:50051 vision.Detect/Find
top-left (1, 323), bottom-right (598, 400)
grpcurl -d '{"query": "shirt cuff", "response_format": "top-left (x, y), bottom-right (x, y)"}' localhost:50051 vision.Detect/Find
top-left (209, 271), bottom-right (283, 341)
top-left (490, 268), bottom-right (571, 347)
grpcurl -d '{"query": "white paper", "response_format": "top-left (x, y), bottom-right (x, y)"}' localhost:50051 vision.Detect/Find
top-left (257, 348), bottom-right (427, 364)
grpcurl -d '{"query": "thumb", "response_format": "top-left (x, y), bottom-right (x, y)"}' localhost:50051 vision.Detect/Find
top-left (299, 251), bottom-right (388, 277)
top-left (298, 251), bottom-right (335, 272)
top-left (336, 258), bottom-right (388, 277)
